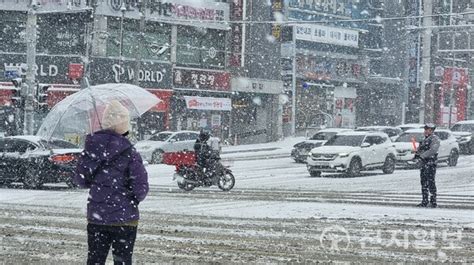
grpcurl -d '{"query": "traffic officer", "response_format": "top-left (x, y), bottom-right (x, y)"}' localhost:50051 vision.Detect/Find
top-left (414, 123), bottom-right (440, 208)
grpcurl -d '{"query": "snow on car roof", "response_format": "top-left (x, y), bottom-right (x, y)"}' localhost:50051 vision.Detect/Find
top-left (405, 128), bottom-right (451, 133)
top-left (338, 131), bottom-right (387, 136)
top-left (453, 120), bottom-right (474, 125)
top-left (156, 130), bottom-right (199, 134)
top-left (318, 128), bottom-right (353, 133)
top-left (357, 126), bottom-right (394, 129)
top-left (397, 123), bottom-right (425, 128)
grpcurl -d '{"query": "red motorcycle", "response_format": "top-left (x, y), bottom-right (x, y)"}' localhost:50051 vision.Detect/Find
top-left (165, 151), bottom-right (235, 191)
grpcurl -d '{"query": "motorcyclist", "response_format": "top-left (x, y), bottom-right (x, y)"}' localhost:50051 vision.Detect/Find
top-left (414, 123), bottom-right (440, 208)
top-left (194, 129), bottom-right (215, 179)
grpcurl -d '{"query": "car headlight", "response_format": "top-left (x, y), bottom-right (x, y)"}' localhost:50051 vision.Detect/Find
top-left (308, 152), bottom-right (313, 157)
top-left (461, 136), bottom-right (472, 142)
top-left (338, 153), bottom-right (349, 158)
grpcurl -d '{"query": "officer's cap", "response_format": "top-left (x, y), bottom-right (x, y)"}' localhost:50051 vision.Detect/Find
top-left (424, 123), bottom-right (436, 130)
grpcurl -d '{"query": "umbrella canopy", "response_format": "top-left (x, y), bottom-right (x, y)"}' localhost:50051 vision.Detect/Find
top-left (37, 83), bottom-right (161, 141)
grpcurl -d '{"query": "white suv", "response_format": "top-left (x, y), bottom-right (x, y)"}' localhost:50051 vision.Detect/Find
top-left (394, 129), bottom-right (460, 167)
top-left (306, 131), bottom-right (397, 177)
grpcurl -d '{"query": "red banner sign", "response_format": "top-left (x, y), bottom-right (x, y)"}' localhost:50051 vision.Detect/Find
top-left (173, 68), bottom-right (230, 91)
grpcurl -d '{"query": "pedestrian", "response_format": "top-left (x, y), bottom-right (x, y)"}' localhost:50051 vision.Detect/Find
top-left (74, 100), bottom-right (149, 265)
top-left (414, 123), bottom-right (440, 208)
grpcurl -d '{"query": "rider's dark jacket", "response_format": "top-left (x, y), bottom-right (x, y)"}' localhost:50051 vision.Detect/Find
top-left (194, 138), bottom-right (212, 167)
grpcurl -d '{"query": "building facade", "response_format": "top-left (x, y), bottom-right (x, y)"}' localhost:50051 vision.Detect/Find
top-left (0, 0), bottom-right (282, 143)
top-left (281, 0), bottom-right (372, 134)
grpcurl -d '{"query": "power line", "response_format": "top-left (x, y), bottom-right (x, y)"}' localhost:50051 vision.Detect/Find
top-left (135, 10), bottom-right (474, 26)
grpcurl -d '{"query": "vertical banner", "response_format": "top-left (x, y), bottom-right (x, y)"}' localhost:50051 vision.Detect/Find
top-left (438, 67), bottom-right (469, 125)
top-left (271, 0), bottom-right (283, 40)
top-left (229, 0), bottom-right (243, 67)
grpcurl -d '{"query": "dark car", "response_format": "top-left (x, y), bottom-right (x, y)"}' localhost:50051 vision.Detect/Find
top-left (450, 120), bottom-right (474, 154)
top-left (0, 136), bottom-right (82, 189)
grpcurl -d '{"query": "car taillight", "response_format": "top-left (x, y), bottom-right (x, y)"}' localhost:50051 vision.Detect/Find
top-left (49, 154), bottom-right (76, 164)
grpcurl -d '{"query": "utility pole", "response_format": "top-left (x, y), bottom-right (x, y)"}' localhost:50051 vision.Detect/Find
top-left (134, 0), bottom-right (147, 86)
top-left (419, 0), bottom-right (433, 124)
top-left (24, 3), bottom-right (37, 135)
top-left (291, 25), bottom-right (297, 136)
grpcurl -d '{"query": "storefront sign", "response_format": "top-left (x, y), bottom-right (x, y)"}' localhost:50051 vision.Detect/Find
top-left (295, 24), bottom-right (359, 47)
top-left (288, 0), bottom-right (352, 17)
top-left (0, 0), bottom-right (90, 12)
top-left (95, 0), bottom-right (230, 30)
top-left (296, 56), bottom-right (367, 82)
top-left (173, 68), bottom-right (230, 91)
top-left (229, 0), bottom-right (243, 67)
top-left (231, 77), bottom-right (283, 94)
top-left (184, 96), bottom-right (232, 111)
top-left (90, 58), bottom-right (172, 88)
top-left (0, 54), bottom-right (82, 84)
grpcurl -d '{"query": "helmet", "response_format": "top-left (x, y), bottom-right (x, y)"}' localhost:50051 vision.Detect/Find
top-left (424, 123), bottom-right (436, 130)
top-left (199, 129), bottom-right (211, 141)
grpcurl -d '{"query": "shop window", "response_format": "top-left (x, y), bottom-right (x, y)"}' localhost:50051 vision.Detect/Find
top-left (37, 13), bottom-right (86, 55)
top-left (0, 11), bottom-right (27, 53)
top-left (106, 18), bottom-right (170, 61)
top-left (176, 26), bottom-right (225, 69)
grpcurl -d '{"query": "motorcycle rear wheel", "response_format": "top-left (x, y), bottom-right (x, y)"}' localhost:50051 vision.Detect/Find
top-left (218, 171), bottom-right (235, 191)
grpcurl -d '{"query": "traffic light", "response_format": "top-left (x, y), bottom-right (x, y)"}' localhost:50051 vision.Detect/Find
top-left (36, 84), bottom-right (50, 112)
top-left (11, 78), bottom-right (23, 107)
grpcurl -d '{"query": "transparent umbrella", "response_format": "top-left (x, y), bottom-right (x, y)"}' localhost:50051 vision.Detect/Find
top-left (36, 83), bottom-right (160, 141)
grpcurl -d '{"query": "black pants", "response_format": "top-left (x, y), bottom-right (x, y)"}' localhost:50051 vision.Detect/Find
top-left (420, 163), bottom-right (437, 205)
top-left (87, 223), bottom-right (137, 265)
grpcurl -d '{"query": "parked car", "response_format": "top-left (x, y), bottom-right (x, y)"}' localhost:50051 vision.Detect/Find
top-left (0, 136), bottom-right (81, 188)
top-left (450, 120), bottom-right (474, 154)
top-left (397, 123), bottom-right (425, 132)
top-left (393, 129), bottom-right (460, 168)
top-left (355, 126), bottom-right (403, 141)
top-left (291, 128), bottom-right (352, 163)
top-left (135, 131), bottom-right (220, 164)
top-left (306, 131), bottom-right (397, 177)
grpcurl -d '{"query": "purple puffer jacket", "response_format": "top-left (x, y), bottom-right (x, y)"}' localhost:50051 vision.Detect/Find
top-left (74, 130), bottom-right (149, 225)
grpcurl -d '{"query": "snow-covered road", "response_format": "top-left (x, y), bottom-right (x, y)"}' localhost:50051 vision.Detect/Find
top-left (1, 150), bottom-right (473, 263)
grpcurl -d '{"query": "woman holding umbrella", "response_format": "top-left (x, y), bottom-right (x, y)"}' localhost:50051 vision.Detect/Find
top-left (73, 100), bottom-right (149, 265)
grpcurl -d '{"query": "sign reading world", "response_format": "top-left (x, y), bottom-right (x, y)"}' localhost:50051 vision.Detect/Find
top-left (96, 0), bottom-right (230, 30)
top-left (295, 24), bottom-right (359, 48)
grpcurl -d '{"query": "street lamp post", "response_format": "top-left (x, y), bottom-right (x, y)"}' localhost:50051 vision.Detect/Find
top-left (134, 0), bottom-right (147, 86)
top-left (119, 2), bottom-right (127, 83)
top-left (24, 3), bottom-right (38, 135)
